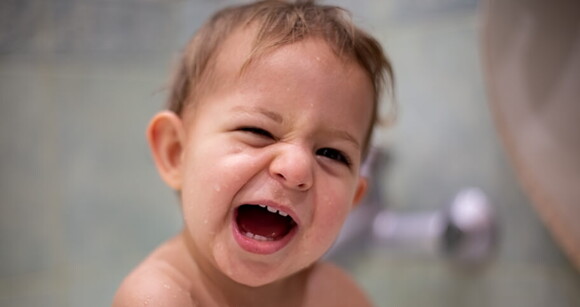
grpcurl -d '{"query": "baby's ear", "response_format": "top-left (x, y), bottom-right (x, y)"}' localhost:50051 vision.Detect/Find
top-left (146, 111), bottom-right (185, 190)
top-left (352, 177), bottom-right (368, 208)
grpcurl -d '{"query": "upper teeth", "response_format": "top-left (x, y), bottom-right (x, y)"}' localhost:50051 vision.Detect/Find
top-left (259, 204), bottom-right (289, 217)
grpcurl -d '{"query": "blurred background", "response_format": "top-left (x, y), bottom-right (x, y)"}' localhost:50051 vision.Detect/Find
top-left (1, 0), bottom-right (579, 306)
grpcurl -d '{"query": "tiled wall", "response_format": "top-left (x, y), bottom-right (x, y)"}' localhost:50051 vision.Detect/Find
top-left (1, 1), bottom-right (578, 306)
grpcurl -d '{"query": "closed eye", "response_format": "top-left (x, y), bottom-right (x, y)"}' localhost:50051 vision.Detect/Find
top-left (239, 127), bottom-right (275, 139)
top-left (316, 148), bottom-right (351, 166)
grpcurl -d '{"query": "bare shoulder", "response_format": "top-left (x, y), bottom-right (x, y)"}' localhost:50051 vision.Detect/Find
top-left (112, 238), bottom-right (197, 307)
top-left (303, 261), bottom-right (373, 307)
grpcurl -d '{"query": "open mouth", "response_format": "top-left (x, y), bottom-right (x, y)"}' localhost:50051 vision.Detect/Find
top-left (235, 204), bottom-right (297, 242)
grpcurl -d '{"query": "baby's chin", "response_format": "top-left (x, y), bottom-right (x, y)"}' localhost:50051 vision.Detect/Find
top-left (210, 236), bottom-right (315, 288)
top-left (222, 262), bottom-right (309, 288)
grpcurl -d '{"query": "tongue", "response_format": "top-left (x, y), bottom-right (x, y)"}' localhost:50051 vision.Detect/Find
top-left (236, 205), bottom-right (293, 240)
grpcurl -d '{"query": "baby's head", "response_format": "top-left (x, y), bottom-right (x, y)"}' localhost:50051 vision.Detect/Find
top-left (167, 0), bottom-right (392, 154)
top-left (147, 0), bottom-right (393, 287)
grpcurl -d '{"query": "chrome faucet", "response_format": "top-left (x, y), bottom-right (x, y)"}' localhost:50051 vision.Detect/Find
top-left (326, 147), bottom-right (498, 268)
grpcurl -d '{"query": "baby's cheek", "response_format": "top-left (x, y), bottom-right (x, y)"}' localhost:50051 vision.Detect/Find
top-left (180, 177), bottom-right (225, 224)
top-left (315, 196), bottom-right (351, 239)
top-left (222, 149), bottom-right (264, 170)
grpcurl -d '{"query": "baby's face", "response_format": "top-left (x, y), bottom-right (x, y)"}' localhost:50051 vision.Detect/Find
top-left (177, 31), bottom-right (374, 286)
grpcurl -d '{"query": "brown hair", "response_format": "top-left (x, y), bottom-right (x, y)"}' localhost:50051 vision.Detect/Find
top-left (166, 0), bottom-right (394, 154)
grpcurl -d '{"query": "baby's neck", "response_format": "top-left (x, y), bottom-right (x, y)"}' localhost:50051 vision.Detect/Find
top-left (178, 230), bottom-right (310, 307)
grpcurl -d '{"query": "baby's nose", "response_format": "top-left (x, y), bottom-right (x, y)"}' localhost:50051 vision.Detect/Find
top-left (269, 145), bottom-right (314, 191)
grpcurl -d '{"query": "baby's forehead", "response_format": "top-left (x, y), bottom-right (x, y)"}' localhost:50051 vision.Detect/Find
top-left (211, 27), bottom-right (258, 79)
top-left (212, 26), bottom-right (358, 82)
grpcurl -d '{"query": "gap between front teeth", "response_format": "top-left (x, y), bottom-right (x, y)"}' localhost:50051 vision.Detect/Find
top-left (262, 205), bottom-right (289, 217)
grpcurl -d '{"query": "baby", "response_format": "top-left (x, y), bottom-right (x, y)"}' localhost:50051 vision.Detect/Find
top-left (114, 0), bottom-right (393, 306)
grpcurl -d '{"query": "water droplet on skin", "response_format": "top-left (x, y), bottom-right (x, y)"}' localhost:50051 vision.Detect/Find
top-left (213, 184), bottom-right (221, 192)
top-left (163, 283), bottom-right (171, 289)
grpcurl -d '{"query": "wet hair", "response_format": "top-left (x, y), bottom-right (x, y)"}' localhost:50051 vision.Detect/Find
top-left (166, 0), bottom-right (394, 155)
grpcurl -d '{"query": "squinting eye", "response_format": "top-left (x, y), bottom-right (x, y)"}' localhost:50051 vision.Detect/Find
top-left (317, 148), bottom-right (351, 166)
top-left (239, 127), bottom-right (274, 139)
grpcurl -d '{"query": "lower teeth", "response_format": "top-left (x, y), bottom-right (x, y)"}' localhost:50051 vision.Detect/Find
top-left (244, 231), bottom-right (274, 241)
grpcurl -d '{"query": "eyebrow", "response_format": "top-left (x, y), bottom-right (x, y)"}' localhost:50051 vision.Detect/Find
top-left (328, 129), bottom-right (361, 150)
top-left (231, 106), bottom-right (283, 123)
